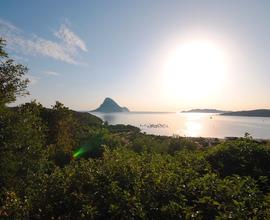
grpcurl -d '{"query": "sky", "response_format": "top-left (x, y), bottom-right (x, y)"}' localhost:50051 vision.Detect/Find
top-left (0, 0), bottom-right (270, 111)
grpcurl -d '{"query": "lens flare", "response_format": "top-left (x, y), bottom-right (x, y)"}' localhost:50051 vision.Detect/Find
top-left (73, 147), bottom-right (87, 159)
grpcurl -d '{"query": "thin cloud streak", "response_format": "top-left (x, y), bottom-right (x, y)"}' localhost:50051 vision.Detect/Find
top-left (55, 24), bottom-right (87, 52)
top-left (43, 70), bottom-right (61, 76)
top-left (0, 18), bottom-right (87, 64)
top-left (0, 18), bottom-right (19, 32)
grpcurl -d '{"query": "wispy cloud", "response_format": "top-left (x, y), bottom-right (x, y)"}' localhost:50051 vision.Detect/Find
top-left (0, 18), bottom-right (87, 64)
top-left (55, 24), bottom-right (87, 52)
top-left (43, 70), bottom-right (61, 76)
top-left (11, 54), bottom-right (29, 62)
top-left (0, 18), bottom-right (19, 32)
top-left (24, 71), bottom-right (61, 86)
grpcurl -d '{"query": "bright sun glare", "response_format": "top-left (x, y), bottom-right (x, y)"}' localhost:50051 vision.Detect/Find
top-left (163, 40), bottom-right (227, 101)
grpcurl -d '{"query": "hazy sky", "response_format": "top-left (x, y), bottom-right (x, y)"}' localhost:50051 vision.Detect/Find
top-left (1, 0), bottom-right (270, 111)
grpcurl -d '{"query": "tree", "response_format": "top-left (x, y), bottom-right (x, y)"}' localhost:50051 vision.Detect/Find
top-left (0, 38), bottom-right (29, 107)
top-left (0, 38), bottom-right (7, 57)
top-left (41, 101), bottom-right (78, 166)
top-left (0, 40), bottom-right (46, 217)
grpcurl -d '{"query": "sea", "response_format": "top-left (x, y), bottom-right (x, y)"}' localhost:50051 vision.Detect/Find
top-left (91, 112), bottom-right (270, 139)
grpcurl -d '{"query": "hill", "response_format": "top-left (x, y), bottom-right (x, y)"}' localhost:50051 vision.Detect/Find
top-left (182, 109), bottom-right (227, 113)
top-left (222, 109), bottom-right (270, 117)
top-left (92, 97), bottom-right (130, 113)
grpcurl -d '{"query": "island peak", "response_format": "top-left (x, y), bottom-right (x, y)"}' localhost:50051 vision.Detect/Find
top-left (91, 98), bottom-right (129, 113)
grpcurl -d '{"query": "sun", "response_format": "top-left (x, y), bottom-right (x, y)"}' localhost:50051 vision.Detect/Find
top-left (163, 40), bottom-right (227, 101)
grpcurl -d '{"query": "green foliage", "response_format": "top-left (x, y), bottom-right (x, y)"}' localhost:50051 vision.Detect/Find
top-left (38, 101), bottom-right (79, 166)
top-left (205, 139), bottom-right (270, 183)
top-left (0, 102), bottom-right (46, 185)
top-left (167, 136), bottom-right (198, 154)
top-left (0, 102), bottom-right (50, 219)
top-left (0, 191), bottom-right (29, 218)
top-left (20, 148), bottom-right (270, 219)
top-left (0, 39), bottom-right (29, 107)
top-left (72, 111), bottom-right (103, 127)
top-left (184, 174), bottom-right (269, 219)
top-left (74, 128), bottom-right (125, 159)
top-left (107, 124), bottom-right (140, 133)
top-left (126, 134), bottom-right (198, 154)
top-left (0, 38), bottom-right (7, 57)
top-left (127, 134), bottom-right (169, 153)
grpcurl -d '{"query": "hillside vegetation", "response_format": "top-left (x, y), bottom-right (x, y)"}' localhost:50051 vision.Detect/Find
top-left (1, 38), bottom-right (270, 219)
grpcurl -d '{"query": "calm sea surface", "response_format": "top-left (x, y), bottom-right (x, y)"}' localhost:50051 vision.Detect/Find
top-left (91, 112), bottom-right (270, 139)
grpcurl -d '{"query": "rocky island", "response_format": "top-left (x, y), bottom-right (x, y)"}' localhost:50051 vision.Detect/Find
top-left (91, 97), bottom-right (129, 113)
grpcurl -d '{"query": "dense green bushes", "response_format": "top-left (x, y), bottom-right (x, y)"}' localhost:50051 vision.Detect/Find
top-left (8, 148), bottom-right (269, 219)
top-left (206, 139), bottom-right (270, 189)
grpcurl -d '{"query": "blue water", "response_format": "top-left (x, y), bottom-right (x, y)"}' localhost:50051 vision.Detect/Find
top-left (91, 112), bottom-right (270, 139)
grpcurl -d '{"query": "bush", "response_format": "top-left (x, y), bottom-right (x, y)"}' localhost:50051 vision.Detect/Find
top-left (205, 139), bottom-right (270, 181)
top-left (23, 148), bottom-right (270, 219)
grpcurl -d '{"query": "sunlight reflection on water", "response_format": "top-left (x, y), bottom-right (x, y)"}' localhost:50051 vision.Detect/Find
top-left (91, 112), bottom-right (270, 139)
top-left (180, 113), bottom-right (207, 137)
top-left (184, 121), bottom-right (203, 137)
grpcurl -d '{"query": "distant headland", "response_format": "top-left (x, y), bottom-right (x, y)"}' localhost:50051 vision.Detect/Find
top-left (182, 108), bottom-right (270, 117)
top-left (182, 109), bottom-right (228, 113)
top-left (91, 97), bottom-right (129, 113)
top-left (221, 109), bottom-right (270, 117)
